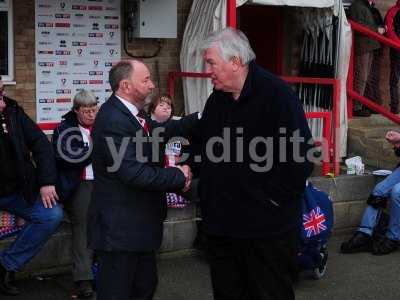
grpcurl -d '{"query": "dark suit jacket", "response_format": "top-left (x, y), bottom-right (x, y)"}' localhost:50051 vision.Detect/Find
top-left (88, 95), bottom-right (198, 252)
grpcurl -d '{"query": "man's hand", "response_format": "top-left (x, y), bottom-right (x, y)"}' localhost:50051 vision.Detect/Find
top-left (378, 26), bottom-right (386, 35)
top-left (40, 185), bottom-right (59, 208)
top-left (175, 165), bottom-right (193, 192)
top-left (386, 131), bottom-right (400, 147)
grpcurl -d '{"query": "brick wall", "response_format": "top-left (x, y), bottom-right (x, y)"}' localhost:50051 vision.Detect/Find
top-left (5, 0), bottom-right (36, 118)
top-left (124, 0), bottom-right (193, 115)
top-left (4, 0), bottom-right (193, 121)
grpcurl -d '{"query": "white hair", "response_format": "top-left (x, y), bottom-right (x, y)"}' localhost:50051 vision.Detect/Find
top-left (200, 27), bottom-right (256, 65)
top-left (73, 90), bottom-right (98, 109)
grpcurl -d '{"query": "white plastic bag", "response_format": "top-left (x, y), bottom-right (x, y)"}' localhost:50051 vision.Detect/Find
top-left (345, 156), bottom-right (364, 175)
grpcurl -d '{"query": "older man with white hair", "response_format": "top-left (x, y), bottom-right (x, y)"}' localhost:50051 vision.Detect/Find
top-left (193, 28), bottom-right (314, 300)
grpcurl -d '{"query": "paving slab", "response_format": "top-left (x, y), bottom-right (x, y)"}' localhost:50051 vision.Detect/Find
top-left (2, 236), bottom-right (400, 300)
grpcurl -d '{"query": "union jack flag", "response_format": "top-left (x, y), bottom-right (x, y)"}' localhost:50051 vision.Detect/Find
top-left (303, 207), bottom-right (327, 238)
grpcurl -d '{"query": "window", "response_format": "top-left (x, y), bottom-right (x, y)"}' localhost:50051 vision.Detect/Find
top-left (0, 0), bottom-right (13, 82)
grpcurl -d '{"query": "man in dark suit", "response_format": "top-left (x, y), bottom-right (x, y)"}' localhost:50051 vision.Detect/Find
top-left (88, 60), bottom-right (196, 300)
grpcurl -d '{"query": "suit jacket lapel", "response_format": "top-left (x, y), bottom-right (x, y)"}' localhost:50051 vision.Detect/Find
top-left (109, 95), bottom-right (153, 139)
top-left (109, 94), bottom-right (143, 130)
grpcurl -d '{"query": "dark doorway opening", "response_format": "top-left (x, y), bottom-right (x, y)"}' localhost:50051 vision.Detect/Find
top-left (238, 5), bottom-right (283, 75)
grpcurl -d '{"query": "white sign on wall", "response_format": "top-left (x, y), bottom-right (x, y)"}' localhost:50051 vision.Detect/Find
top-left (35, 0), bottom-right (121, 124)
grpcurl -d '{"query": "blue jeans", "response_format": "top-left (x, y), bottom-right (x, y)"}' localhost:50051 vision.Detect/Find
top-left (0, 192), bottom-right (63, 271)
top-left (358, 167), bottom-right (400, 241)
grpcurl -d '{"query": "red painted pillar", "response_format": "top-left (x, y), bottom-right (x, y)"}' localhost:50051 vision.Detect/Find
top-left (347, 33), bottom-right (354, 119)
top-left (227, 0), bottom-right (236, 28)
top-left (333, 79), bottom-right (341, 176)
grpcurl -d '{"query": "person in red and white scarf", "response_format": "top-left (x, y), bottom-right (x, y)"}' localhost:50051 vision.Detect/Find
top-left (52, 90), bottom-right (98, 299)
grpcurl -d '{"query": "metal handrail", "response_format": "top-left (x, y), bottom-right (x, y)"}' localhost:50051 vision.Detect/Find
top-left (348, 20), bottom-right (400, 124)
top-left (168, 71), bottom-right (339, 176)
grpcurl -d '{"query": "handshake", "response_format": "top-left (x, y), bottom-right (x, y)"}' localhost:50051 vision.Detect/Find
top-left (175, 165), bottom-right (193, 192)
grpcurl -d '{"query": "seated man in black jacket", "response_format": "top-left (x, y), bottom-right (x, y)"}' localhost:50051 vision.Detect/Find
top-left (0, 76), bottom-right (63, 296)
top-left (52, 90), bottom-right (98, 298)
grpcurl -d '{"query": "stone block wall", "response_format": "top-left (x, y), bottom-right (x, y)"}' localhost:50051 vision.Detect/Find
top-left (0, 174), bottom-right (378, 277)
top-left (310, 174), bottom-right (377, 235)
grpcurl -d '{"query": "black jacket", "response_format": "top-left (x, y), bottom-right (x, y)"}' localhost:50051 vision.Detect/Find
top-left (88, 95), bottom-right (199, 252)
top-left (194, 61), bottom-right (314, 238)
top-left (52, 110), bottom-right (92, 202)
top-left (1, 97), bottom-right (57, 202)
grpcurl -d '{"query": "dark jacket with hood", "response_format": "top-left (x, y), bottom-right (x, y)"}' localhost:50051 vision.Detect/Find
top-left (52, 110), bottom-right (92, 202)
top-left (0, 97), bottom-right (57, 202)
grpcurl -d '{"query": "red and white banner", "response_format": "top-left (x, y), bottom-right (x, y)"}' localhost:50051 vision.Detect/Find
top-left (35, 0), bottom-right (121, 125)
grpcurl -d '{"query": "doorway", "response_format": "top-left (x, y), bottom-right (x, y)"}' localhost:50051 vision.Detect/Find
top-left (238, 5), bottom-right (284, 75)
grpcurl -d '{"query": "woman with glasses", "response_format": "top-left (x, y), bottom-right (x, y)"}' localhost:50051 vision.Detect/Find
top-left (52, 90), bottom-right (98, 299)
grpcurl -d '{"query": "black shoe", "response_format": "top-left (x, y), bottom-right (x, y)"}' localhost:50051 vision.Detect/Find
top-left (367, 195), bottom-right (388, 209)
top-left (0, 264), bottom-right (20, 296)
top-left (372, 236), bottom-right (398, 255)
top-left (340, 231), bottom-right (372, 253)
top-left (75, 280), bottom-right (94, 299)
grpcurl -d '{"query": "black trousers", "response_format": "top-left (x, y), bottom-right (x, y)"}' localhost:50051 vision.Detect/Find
top-left (390, 48), bottom-right (400, 113)
top-left (96, 250), bottom-right (158, 300)
top-left (206, 231), bottom-right (299, 300)
top-left (364, 48), bottom-right (383, 105)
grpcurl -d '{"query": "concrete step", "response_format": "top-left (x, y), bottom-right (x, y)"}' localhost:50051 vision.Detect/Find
top-left (348, 115), bottom-right (399, 169)
top-left (310, 174), bottom-right (376, 235)
top-left (348, 125), bottom-right (396, 139)
top-left (349, 114), bottom-right (398, 127)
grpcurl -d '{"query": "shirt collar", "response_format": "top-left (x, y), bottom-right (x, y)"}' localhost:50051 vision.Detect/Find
top-left (115, 94), bottom-right (139, 117)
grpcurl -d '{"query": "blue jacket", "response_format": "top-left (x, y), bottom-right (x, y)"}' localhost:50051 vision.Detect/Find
top-left (52, 110), bottom-right (92, 202)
